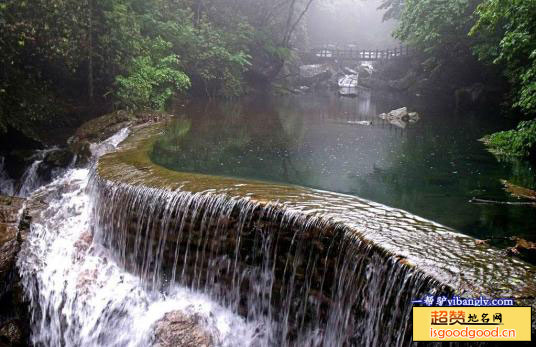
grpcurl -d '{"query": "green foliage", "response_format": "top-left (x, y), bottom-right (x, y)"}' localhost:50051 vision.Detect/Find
top-left (116, 39), bottom-right (190, 110)
top-left (394, 0), bottom-right (480, 54)
top-left (471, 0), bottom-right (536, 114)
top-left (389, 0), bottom-right (536, 159)
top-left (0, 0), bottom-right (315, 138)
top-left (482, 120), bottom-right (536, 158)
top-left (469, 0), bottom-right (536, 159)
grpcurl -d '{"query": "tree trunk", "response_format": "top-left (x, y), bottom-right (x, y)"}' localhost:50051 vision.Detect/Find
top-left (88, 0), bottom-right (94, 101)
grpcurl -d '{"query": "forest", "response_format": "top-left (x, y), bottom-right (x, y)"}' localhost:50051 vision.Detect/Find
top-left (0, 0), bottom-right (534, 160)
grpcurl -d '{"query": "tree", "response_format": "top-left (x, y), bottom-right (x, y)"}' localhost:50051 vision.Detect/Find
top-left (471, 0), bottom-right (536, 114)
top-left (471, 0), bottom-right (536, 159)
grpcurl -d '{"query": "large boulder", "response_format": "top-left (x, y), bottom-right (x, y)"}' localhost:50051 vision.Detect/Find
top-left (378, 107), bottom-right (420, 128)
top-left (299, 64), bottom-right (330, 79)
top-left (357, 63), bottom-right (374, 79)
top-left (297, 64), bottom-right (333, 89)
top-left (35, 148), bottom-right (75, 183)
top-left (338, 75), bottom-right (359, 96)
top-left (153, 311), bottom-right (213, 347)
top-left (69, 110), bottom-right (136, 145)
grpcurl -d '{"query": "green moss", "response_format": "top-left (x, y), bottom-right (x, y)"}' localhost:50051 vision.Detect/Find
top-left (481, 120), bottom-right (536, 159)
top-left (73, 110), bottom-right (136, 143)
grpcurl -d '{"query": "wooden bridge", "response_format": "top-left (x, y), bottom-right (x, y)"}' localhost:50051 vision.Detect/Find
top-left (303, 45), bottom-right (412, 63)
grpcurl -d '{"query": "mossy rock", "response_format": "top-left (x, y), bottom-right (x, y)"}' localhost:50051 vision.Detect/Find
top-left (70, 110), bottom-right (136, 144)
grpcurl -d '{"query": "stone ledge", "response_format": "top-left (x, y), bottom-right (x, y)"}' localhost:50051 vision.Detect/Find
top-left (96, 121), bottom-right (536, 337)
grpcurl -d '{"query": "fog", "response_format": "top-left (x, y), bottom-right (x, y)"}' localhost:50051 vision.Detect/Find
top-left (306, 0), bottom-right (399, 49)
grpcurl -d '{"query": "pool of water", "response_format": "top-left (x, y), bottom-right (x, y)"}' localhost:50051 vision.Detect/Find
top-left (151, 93), bottom-right (535, 244)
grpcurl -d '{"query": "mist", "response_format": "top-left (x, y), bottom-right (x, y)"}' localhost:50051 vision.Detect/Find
top-left (306, 0), bottom-right (399, 49)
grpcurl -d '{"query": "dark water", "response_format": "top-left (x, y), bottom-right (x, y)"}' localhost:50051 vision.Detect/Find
top-left (151, 93), bottom-right (536, 244)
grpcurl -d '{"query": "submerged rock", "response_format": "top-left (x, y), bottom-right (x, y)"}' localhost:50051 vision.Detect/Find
top-left (501, 180), bottom-right (536, 201)
top-left (153, 311), bottom-right (213, 347)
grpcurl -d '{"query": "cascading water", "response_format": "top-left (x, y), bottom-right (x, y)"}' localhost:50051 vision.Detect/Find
top-left (16, 147), bottom-right (72, 198)
top-left (89, 170), bottom-right (451, 346)
top-left (17, 129), bottom-right (259, 347)
top-left (1, 148), bottom-right (71, 198)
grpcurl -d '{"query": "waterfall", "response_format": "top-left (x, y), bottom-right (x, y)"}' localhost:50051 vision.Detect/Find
top-left (16, 126), bottom-right (451, 346)
top-left (17, 129), bottom-right (259, 347)
top-left (16, 158), bottom-right (44, 197)
top-left (1, 148), bottom-right (71, 198)
top-left (89, 174), bottom-right (450, 346)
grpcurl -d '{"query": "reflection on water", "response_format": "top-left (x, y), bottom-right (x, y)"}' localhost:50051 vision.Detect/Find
top-left (151, 94), bottom-right (536, 243)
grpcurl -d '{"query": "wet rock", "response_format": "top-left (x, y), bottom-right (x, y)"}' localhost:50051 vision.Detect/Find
top-left (338, 75), bottom-right (359, 96)
top-left (408, 112), bottom-right (420, 123)
top-left (378, 107), bottom-right (420, 128)
top-left (343, 67), bottom-right (357, 75)
top-left (69, 110), bottom-right (135, 145)
top-left (0, 196), bottom-right (29, 347)
top-left (35, 148), bottom-right (75, 182)
top-left (389, 107), bottom-right (408, 119)
top-left (0, 196), bottom-right (25, 293)
top-left (76, 269), bottom-right (98, 296)
top-left (153, 311), bottom-right (213, 347)
top-left (475, 239), bottom-right (489, 246)
top-left (43, 149), bottom-right (74, 168)
top-left (70, 141), bottom-right (92, 167)
top-left (507, 238), bottom-right (536, 264)
top-left (501, 180), bottom-right (536, 201)
top-left (0, 320), bottom-right (24, 346)
top-left (357, 63), bottom-right (373, 79)
top-left (73, 231), bottom-right (93, 261)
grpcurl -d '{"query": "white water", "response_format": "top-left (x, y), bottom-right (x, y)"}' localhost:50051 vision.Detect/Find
top-left (1, 148), bottom-right (70, 198)
top-left (17, 129), bottom-right (259, 347)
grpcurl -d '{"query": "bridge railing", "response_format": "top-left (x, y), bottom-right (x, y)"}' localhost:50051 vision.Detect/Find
top-left (309, 45), bottom-right (412, 61)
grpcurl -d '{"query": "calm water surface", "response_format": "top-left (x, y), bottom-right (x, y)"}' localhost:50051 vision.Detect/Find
top-left (151, 93), bottom-right (536, 244)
